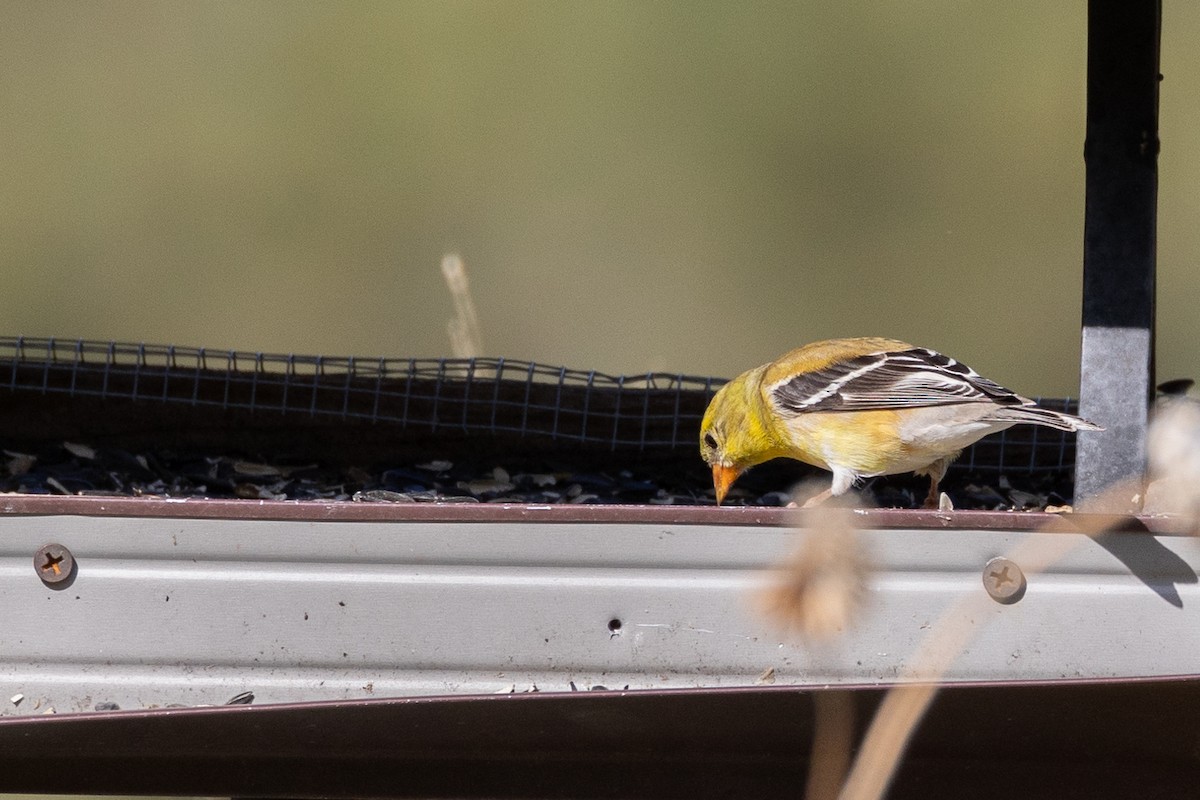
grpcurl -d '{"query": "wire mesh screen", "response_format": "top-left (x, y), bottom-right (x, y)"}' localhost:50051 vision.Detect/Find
top-left (1, 337), bottom-right (1081, 474)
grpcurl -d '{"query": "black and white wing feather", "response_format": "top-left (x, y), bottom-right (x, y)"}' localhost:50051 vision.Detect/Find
top-left (770, 348), bottom-right (1029, 415)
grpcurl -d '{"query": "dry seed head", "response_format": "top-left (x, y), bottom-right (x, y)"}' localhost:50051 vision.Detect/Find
top-left (1146, 399), bottom-right (1200, 526)
top-left (757, 487), bottom-right (872, 639)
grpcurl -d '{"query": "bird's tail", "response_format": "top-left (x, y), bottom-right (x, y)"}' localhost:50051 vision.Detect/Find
top-left (985, 405), bottom-right (1104, 432)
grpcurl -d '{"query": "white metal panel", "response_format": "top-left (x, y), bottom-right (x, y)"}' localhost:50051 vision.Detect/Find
top-left (0, 514), bottom-right (1197, 714)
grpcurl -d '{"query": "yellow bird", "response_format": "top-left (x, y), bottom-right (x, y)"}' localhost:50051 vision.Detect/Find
top-left (700, 337), bottom-right (1102, 507)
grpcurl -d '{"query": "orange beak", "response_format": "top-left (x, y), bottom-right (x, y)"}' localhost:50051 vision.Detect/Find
top-left (711, 464), bottom-right (742, 506)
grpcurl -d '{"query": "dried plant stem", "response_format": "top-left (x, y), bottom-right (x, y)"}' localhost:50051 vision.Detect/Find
top-left (836, 683), bottom-right (935, 800)
top-left (838, 532), bottom-right (1076, 800)
top-left (838, 481), bottom-right (1141, 800)
top-left (805, 689), bottom-right (856, 800)
top-left (441, 253), bottom-right (483, 358)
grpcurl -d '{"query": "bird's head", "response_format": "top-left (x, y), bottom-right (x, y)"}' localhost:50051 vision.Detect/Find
top-left (700, 369), bottom-right (782, 505)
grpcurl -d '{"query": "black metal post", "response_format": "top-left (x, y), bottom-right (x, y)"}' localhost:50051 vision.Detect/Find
top-left (1076, 0), bottom-right (1161, 510)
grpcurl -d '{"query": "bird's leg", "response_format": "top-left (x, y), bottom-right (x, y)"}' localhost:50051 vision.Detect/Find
top-left (798, 487), bottom-right (834, 508)
top-left (920, 456), bottom-right (952, 509)
top-left (922, 477), bottom-right (940, 509)
top-left (792, 469), bottom-right (854, 508)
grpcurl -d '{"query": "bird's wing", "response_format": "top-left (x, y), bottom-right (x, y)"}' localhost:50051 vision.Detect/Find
top-left (769, 348), bottom-right (1030, 415)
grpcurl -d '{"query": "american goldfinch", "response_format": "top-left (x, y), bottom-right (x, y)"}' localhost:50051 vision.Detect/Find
top-left (700, 337), bottom-right (1103, 507)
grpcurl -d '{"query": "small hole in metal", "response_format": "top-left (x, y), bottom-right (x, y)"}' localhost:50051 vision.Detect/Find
top-left (607, 618), bottom-right (623, 633)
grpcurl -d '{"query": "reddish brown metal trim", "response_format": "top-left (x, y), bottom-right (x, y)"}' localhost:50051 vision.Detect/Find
top-left (0, 678), bottom-right (1195, 798)
top-left (0, 492), bottom-right (1180, 532)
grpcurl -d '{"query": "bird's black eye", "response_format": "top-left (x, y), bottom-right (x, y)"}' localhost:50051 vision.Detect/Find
top-left (703, 433), bottom-right (718, 449)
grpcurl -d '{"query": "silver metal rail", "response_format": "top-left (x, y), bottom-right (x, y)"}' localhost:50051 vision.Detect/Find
top-left (1, 497), bottom-right (1195, 715)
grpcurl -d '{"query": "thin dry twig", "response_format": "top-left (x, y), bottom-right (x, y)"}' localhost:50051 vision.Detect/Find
top-left (441, 253), bottom-right (483, 358)
top-left (805, 690), bottom-right (856, 800)
top-left (756, 491), bottom-right (868, 798)
top-left (841, 461), bottom-right (1194, 798)
top-left (764, 403), bottom-right (1200, 800)
top-left (837, 513), bottom-right (1084, 800)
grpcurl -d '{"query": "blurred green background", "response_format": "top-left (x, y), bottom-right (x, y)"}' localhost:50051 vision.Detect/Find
top-left (2, 1), bottom-right (1196, 397)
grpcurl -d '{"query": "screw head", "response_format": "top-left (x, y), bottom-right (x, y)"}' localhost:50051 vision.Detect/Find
top-left (35, 544), bottom-right (75, 585)
top-left (982, 556), bottom-right (1026, 603)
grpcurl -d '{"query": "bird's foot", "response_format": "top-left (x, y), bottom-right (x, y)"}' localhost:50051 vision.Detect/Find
top-left (922, 488), bottom-right (954, 511)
